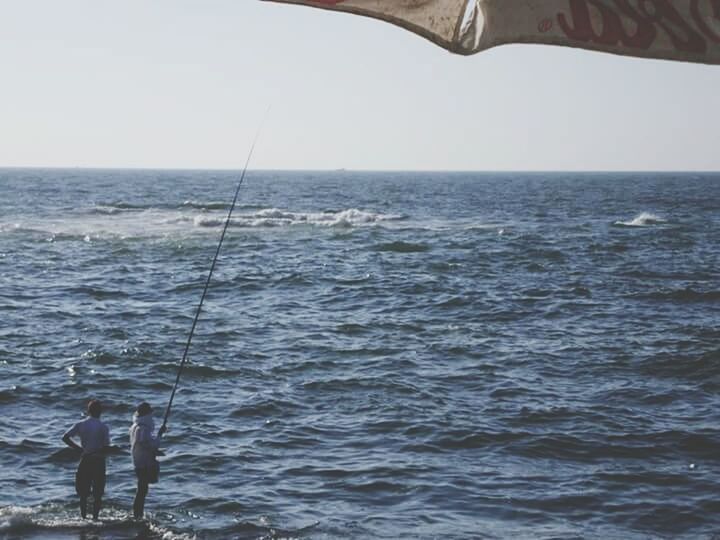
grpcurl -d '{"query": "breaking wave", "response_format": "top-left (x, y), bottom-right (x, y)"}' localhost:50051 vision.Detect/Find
top-left (614, 212), bottom-right (667, 227)
top-left (3, 207), bottom-right (404, 242)
top-left (182, 200), bottom-right (232, 210)
top-left (193, 208), bottom-right (404, 228)
top-left (0, 504), bottom-right (194, 540)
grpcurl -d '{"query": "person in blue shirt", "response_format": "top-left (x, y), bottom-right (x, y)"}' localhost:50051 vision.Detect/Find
top-left (62, 399), bottom-right (110, 520)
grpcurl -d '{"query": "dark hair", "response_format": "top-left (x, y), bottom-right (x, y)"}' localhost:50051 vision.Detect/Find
top-left (136, 402), bottom-right (153, 416)
top-left (87, 400), bottom-right (102, 417)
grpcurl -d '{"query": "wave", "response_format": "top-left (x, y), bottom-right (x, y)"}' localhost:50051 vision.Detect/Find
top-left (334, 323), bottom-right (370, 335)
top-left (89, 205), bottom-right (124, 215)
top-left (0, 224), bottom-right (59, 237)
top-left (373, 241), bottom-right (430, 253)
top-left (621, 269), bottom-right (717, 281)
top-left (96, 201), bottom-right (150, 210)
top-left (636, 349), bottom-right (720, 382)
top-left (5, 207), bottom-right (404, 241)
top-left (614, 212), bottom-right (667, 227)
top-left (0, 504), bottom-right (193, 539)
top-left (92, 200), bottom-right (281, 212)
top-left (630, 288), bottom-right (720, 303)
top-left (182, 200), bottom-right (231, 210)
top-left (193, 208), bottom-right (404, 229)
top-left (225, 520), bottom-right (321, 539)
top-left (1, 223), bottom-right (146, 242)
top-left (0, 385), bottom-right (18, 403)
top-left (182, 200), bottom-right (263, 211)
top-left (0, 438), bottom-right (50, 455)
top-left (230, 397), bottom-right (301, 418)
top-left (66, 285), bottom-right (129, 300)
top-left (153, 361), bottom-right (247, 379)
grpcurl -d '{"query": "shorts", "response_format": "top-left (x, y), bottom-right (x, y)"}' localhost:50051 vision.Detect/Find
top-left (135, 460), bottom-right (159, 484)
top-left (75, 454), bottom-right (106, 498)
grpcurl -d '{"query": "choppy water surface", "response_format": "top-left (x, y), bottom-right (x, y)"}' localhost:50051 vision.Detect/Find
top-left (1, 169), bottom-right (719, 539)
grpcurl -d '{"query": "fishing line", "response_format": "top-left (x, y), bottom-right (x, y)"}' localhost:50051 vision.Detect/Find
top-left (162, 110), bottom-right (270, 431)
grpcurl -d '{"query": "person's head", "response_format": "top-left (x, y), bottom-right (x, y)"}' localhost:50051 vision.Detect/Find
top-left (136, 402), bottom-right (153, 417)
top-left (87, 400), bottom-right (102, 418)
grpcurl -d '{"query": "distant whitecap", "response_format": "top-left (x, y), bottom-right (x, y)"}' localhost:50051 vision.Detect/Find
top-left (192, 208), bottom-right (403, 229)
top-left (614, 212), bottom-right (667, 227)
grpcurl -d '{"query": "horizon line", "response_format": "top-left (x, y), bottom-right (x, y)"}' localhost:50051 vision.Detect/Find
top-left (1, 165), bottom-right (719, 174)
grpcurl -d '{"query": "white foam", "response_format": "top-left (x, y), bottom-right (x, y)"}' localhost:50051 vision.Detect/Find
top-left (0, 222), bottom-right (22, 234)
top-left (148, 522), bottom-right (198, 540)
top-left (2, 206), bottom-right (404, 241)
top-left (92, 206), bottom-right (123, 215)
top-left (3, 208), bottom-right (194, 241)
top-left (0, 504), bottom-right (89, 532)
top-left (193, 208), bottom-right (403, 229)
top-left (0, 505), bottom-right (196, 539)
top-left (615, 212), bottom-right (666, 227)
top-left (0, 505), bottom-right (34, 530)
top-left (182, 200), bottom-right (228, 210)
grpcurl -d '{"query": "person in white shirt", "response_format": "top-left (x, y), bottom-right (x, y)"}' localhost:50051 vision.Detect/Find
top-left (129, 402), bottom-right (166, 519)
top-left (62, 399), bottom-right (111, 520)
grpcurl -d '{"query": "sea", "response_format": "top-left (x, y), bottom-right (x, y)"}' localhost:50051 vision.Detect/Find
top-left (1, 169), bottom-right (719, 540)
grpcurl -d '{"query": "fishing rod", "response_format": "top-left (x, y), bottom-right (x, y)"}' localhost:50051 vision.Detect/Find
top-left (162, 115), bottom-right (268, 431)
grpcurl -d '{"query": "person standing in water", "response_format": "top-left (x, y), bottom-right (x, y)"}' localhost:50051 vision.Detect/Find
top-left (130, 402), bottom-right (166, 519)
top-left (62, 399), bottom-right (111, 520)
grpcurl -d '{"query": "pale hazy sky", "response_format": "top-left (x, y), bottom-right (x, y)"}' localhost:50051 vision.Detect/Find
top-left (1, 0), bottom-right (719, 171)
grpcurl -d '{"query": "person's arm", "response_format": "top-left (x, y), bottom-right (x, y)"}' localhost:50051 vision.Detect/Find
top-left (150, 427), bottom-right (162, 451)
top-left (154, 424), bottom-right (167, 455)
top-left (62, 425), bottom-right (82, 452)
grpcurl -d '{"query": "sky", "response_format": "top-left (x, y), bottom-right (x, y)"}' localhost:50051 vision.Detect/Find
top-left (1, 0), bottom-right (719, 171)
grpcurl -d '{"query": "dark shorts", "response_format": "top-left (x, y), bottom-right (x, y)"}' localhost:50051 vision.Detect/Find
top-left (135, 462), bottom-right (159, 484)
top-left (75, 454), bottom-right (106, 497)
top-left (135, 467), bottom-right (150, 482)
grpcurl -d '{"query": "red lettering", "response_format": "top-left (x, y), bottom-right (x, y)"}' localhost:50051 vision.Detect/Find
top-left (558, 0), bottom-right (596, 41)
top-left (558, 0), bottom-right (656, 48)
top-left (557, 0), bottom-right (710, 54)
top-left (588, 0), bottom-right (632, 45)
top-left (638, 0), bottom-right (706, 52)
top-left (613, 1), bottom-right (658, 48)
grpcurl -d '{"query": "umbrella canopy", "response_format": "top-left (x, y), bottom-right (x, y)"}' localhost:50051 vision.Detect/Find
top-left (265, 0), bottom-right (720, 64)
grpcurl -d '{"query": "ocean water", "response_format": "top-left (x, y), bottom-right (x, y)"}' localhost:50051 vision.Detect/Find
top-left (1, 169), bottom-right (719, 540)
